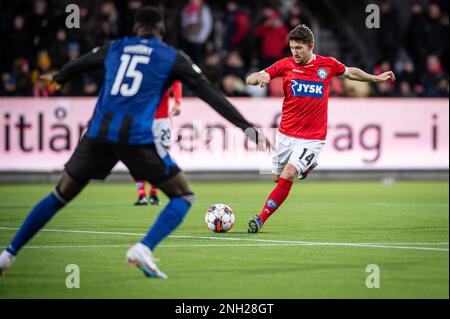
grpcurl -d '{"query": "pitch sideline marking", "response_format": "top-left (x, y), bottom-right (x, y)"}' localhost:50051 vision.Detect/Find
top-left (370, 202), bottom-right (448, 208)
top-left (0, 226), bottom-right (448, 252)
top-left (21, 243), bottom-right (351, 249)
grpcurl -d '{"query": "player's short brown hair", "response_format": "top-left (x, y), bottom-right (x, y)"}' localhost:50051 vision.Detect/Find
top-left (287, 24), bottom-right (314, 46)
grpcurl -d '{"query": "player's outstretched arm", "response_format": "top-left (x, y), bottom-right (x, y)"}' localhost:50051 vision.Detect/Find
top-left (170, 51), bottom-right (269, 149)
top-left (345, 67), bottom-right (396, 83)
top-left (41, 44), bottom-right (110, 85)
top-left (246, 71), bottom-right (271, 87)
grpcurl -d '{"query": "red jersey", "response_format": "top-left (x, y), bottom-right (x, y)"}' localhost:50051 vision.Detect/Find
top-left (154, 80), bottom-right (182, 119)
top-left (265, 55), bottom-right (347, 140)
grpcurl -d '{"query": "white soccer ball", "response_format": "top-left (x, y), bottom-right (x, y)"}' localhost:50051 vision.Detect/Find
top-left (205, 204), bottom-right (235, 233)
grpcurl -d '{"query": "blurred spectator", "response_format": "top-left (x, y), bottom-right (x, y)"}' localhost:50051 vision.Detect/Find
top-left (50, 29), bottom-right (69, 69)
top-left (397, 81), bottom-right (416, 97)
top-left (30, 50), bottom-right (53, 96)
top-left (1, 74), bottom-right (19, 96)
top-left (223, 1), bottom-right (250, 55)
top-left (31, 50), bottom-right (52, 78)
top-left (373, 81), bottom-right (396, 97)
top-left (65, 43), bottom-right (85, 96)
top-left (10, 15), bottom-right (31, 62)
top-left (29, 0), bottom-right (53, 53)
top-left (440, 11), bottom-right (449, 71)
top-left (221, 74), bottom-right (249, 97)
top-left (377, 1), bottom-right (400, 65)
top-left (83, 76), bottom-right (100, 96)
top-left (181, 0), bottom-right (213, 64)
top-left (33, 78), bottom-right (50, 97)
top-left (254, 8), bottom-right (289, 68)
top-left (67, 4), bottom-right (98, 52)
top-left (68, 42), bottom-right (81, 61)
top-left (398, 61), bottom-right (418, 87)
top-left (12, 59), bottom-right (32, 96)
top-left (422, 54), bottom-right (449, 97)
top-left (435, 77), bottom-right (449, 97)
top-left (423, 3), bottom-right (446, 56)
top-left (397, 61), bottom-right (424, 96)
top-left (99, 1), bottom-right (121, 44)
top-left (199, 51), bottom-right (223, 88)
top-left (286, 3), bottom-right (311, 29)
top-left (223, 51), bottom-right (247, 80)
top-left (404, 3), bottom-right (428, 73)
top-left (123, 0), bottom-right (144, 35)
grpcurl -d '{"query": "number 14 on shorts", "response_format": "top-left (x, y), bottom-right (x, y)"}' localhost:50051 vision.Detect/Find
top-left (298, 148), bottom-right (316, 166)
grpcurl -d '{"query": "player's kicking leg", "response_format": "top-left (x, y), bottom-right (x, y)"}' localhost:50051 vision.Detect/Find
top-left (0, 172), bottom-right (86, 276)
top-left (134, 180), bottom-right (149, 205)
top-left (248, 136), bottom-right (323, 233)
top-left (248, 164), bottom-right (297, 233)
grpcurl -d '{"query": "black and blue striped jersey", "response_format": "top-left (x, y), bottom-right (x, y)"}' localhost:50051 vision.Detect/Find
top-left (54, 36), bottom-right (256, 145)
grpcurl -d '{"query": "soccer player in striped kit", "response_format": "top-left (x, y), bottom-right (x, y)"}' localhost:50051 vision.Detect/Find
top-left (0, 7), bottom-right (264, 278)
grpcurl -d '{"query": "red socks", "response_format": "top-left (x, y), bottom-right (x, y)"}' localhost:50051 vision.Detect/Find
top-left (150, 185), bottom-right (158, 197)
top-left (135, 180), bottom-right (146, 197)
top-left (259, 177), bottom-right (293, 224)
top-left (135, 180), bottom-right (158, 198)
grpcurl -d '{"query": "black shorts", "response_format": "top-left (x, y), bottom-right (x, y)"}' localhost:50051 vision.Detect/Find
top-left (64, 136), bottom-right (181, 185)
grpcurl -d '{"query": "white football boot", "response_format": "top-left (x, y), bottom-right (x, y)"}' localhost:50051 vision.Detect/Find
top-left (126, 243), bottom-right (168, 279)
top-left (0, 250), bottom-right (16, 277)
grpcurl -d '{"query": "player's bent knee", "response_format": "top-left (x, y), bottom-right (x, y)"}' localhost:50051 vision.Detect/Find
top-left (180, 193), bottom-right (195, 206)
top-left (51, 187), bottom-right (69, 206)
top-left (281, 164), bottom-right (298, 181)
top-left (56, 171), bottom-right (87, 202)
top-left (167, 192), bottom-right (195, 205)
top-left (159, 172), bottom-right (193, 198)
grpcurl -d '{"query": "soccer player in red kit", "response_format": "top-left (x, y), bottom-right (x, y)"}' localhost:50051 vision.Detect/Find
top-left (134, 80), bottom-right (182, 206)
top-left (246, 25), bottom-right (395, 233)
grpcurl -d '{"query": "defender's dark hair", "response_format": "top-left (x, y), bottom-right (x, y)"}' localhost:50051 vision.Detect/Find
top-left (287, 24), bottom-right (314, 45)
top-left (134, 6), bottom-right (163, 28)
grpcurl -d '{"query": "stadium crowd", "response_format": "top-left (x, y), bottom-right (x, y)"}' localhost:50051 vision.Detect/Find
top-left (0, 0), bottom-right (448, 98)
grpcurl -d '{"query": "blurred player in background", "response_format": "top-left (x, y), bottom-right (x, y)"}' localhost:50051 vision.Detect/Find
top-left (0, 7), bottom-right (263, 279)
top-left (246, 24), bottom-right (396, 233)
top-left (134, 80), bottom-right (182, 206)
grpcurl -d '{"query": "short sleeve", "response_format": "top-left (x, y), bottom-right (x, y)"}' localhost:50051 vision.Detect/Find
top-left (264, 59), bottom-right (287, 79)
top-left (330, 57), bottom-right (347, 78)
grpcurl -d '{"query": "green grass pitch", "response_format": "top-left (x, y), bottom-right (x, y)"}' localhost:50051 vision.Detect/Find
top-left (0, 180), bottom-right (448, 298)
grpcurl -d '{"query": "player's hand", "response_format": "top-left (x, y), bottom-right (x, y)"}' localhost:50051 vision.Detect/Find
top-left (377, 71), bottom-right (396, 82)
top-left (257, 72), bottom-right (271, 88)
top-left (171, 103), bottom-right (181, 116)
top-left (244, 127), bottom-right (272, 152)
top-left (40, 72), bottom-right (61, 90)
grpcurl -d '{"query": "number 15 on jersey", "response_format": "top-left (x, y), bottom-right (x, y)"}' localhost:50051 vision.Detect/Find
top-left (111, 54), bottom-right (150, 97)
